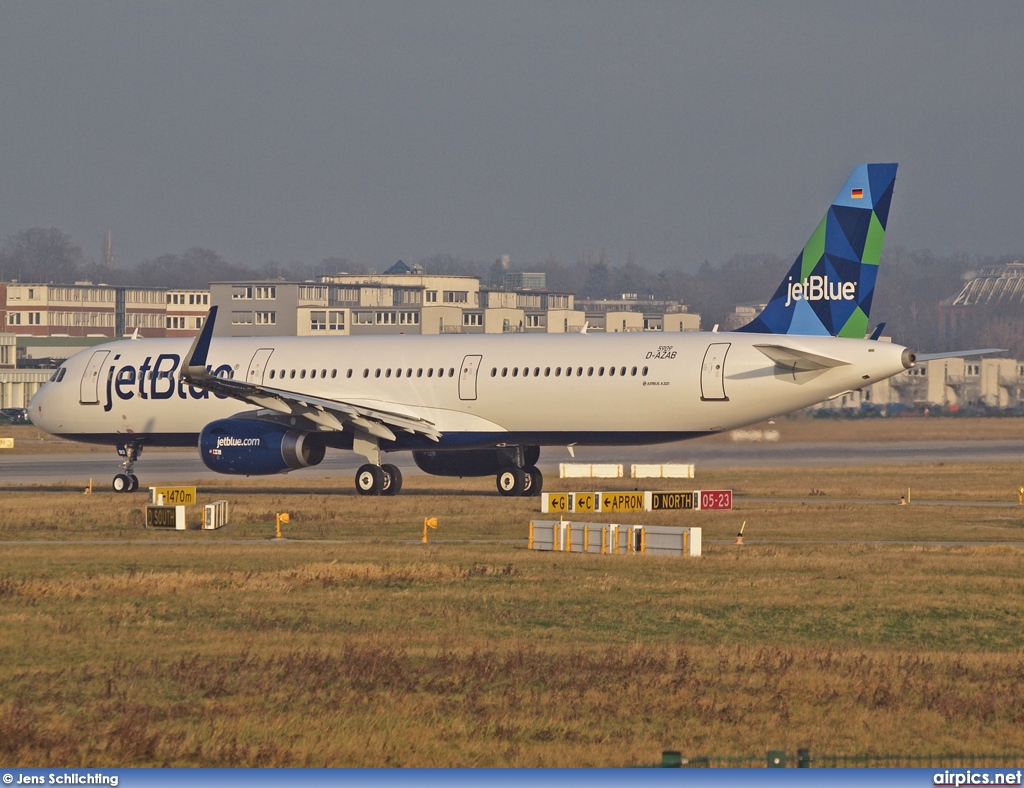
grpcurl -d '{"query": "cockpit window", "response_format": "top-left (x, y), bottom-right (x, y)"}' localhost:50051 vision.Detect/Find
top-left (49, 367), bottom-right (67, 383)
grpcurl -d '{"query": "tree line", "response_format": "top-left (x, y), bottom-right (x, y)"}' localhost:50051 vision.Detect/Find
top-left (2, 227), bottom-right (1022, 355)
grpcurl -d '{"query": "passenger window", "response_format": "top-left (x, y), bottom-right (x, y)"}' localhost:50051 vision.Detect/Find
top-left (545, 367), bottom-right (551, 376)
top-left (363, 369), bottom-right (369, 378)
top-left (438, 368), bottom-right (444, 378)
top-left (587, 367), bottom-right (594, 376)
top-left (631, 367), bottom-right (638, 376)
top-left (449, 368), bottom-right (455, 377)
top-left (555, 367), bottom-right (561, 376)
top-left (300, 370), bottom-right (306, 379)
top-left (386, 369), bottom-right (392, 378)
top-left (491, 368), bottom-right (497, 377)
top-left (322, 370), bottom-right (328, 378)
top-left (408, 368), bottom-right (413, 377)
top-left (290, 370), bottom-right (296, 379)
top-left (269, 370), bottom-right (275, 379)
top-left (534, 367), bottom-right (540, 376)
top-left (598, 367), bottom-right (605, 376)
top-left (502, 368), bottom-right (508, 377)
top-left (566, 367), bottom-right (572, 377)
top-left (522, 367), bottom-right (529, 377)
top-left (512, 368), bottom-right (518, 377)
top-left (375, 369), bottom-right (381, 378)
top-left (347, 370), bottom-right (353, 378)
top-left (609, 366), bottom-right (615, 376)
top-left (396, 369), bottom-right (402, 378)
top-left (417, 369), bottom-right (423, 377)
top-left (642, 366), bottom-right (648, 376)
top-left (577, 367), bottom-right (583, 376)
top-left (331, 370), bottom-right (337, 379)
top-left (428, 368), bottom-right (434, 377)
top-left (620, 366), bottom-right (627, 376)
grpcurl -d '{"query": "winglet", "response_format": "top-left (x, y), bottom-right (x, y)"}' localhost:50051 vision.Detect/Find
top-left (182, 306), bottom-right (217, 381)
top-left (869, 322), bottom-right (886, 340)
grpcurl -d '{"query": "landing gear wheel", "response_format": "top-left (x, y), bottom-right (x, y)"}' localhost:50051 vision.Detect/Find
top-left (496, 467), bottom-right (526, 497)
top-left (525, 467), bottom-right (543, 497)
top-left (381, 464), bottom-right (403, 496)
top-left (355, 464), bottom-right (385, 495)
top-left (114, 443), bottom-right (142, 494)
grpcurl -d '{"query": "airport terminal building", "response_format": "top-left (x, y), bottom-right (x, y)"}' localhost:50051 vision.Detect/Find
top-left (210, 272), bottom-right (700, 338)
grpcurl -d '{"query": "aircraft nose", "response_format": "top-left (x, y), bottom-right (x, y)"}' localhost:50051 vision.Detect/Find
top-left (28, 381), bottom-right (56, 431)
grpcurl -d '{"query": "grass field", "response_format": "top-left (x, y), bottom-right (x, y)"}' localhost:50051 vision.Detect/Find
top-left (2, 460), bottom-right (1024, 767)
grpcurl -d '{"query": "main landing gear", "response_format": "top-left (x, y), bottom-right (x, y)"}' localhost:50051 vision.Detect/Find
top-left (112, 443), bottom-right (141, 493)
top-left (351, 431), bottom-right (403, 496)
top-left (496, 466), bottom-right (543, 497)
top-left (495, 446), bottom-right (543, 498)
top-left (355, 463), bottom-right (403, 496)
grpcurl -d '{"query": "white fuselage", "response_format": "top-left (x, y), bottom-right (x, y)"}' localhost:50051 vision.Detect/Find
top-left (29, 331), bottom-right (910, 452)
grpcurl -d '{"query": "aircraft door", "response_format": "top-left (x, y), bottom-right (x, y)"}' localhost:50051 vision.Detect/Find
top-left (700, 343), bottom-right (731, 401)
top-left (459, 354), bottom-right (483, 401)
top-left (246, 348), bottom-right (274, 384)
top-left (79, 350), bottom-right (110, 405)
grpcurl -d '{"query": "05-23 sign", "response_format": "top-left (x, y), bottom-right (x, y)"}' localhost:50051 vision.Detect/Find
top-left (699, 490), bottom-right (733, 510)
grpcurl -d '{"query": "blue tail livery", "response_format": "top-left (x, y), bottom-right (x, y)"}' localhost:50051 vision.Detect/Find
top-left (736, 163), bottom-right (898, 337)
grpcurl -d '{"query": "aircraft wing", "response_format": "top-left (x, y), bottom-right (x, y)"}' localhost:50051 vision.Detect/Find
top-left (180, 307), bottom-right (441, 443)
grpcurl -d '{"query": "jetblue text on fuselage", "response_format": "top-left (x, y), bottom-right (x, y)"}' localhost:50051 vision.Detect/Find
top-left (783, 276), bottom-right (856, 308)
top-left (102, 353), bottom-right (233, 412)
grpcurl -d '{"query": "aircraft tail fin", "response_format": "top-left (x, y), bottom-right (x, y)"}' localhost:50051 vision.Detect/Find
top-left (735, 163), bottom-right (898, 338)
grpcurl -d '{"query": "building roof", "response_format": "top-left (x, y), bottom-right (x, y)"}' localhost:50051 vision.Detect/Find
top-left (946, 262), bottom-right (1024, 307)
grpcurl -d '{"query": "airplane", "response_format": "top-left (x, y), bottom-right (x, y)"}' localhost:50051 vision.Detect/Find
top-left (27, 162), bottom-right (965, 497)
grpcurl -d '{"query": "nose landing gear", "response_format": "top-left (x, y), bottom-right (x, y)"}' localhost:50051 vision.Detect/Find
top-left (113, 443), bottom-right (142, 493)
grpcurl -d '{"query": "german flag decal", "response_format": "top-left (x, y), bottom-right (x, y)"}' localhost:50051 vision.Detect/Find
top-left (851, 188), bottom-right (864, 198)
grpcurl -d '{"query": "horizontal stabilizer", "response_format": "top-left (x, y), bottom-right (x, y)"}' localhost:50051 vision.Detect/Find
top-left (914, 349), bottom-right (1004, 362)
top-left (755, 344), bottom-right (851, 373)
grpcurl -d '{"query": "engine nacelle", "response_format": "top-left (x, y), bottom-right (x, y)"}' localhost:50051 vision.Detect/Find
top-left (199, 418), bottom-right (326, 475)
top-left (412, 446), bottom-right (539, 477)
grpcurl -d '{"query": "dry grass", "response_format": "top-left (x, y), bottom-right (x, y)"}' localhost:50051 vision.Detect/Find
top-left (3, 464), bottom-right (1024, 543)
top-left (2, 469), bottom-right (1024, 766)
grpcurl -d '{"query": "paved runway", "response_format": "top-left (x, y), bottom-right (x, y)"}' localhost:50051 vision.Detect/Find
top-left (2, 438), bottom-right (1023, 487)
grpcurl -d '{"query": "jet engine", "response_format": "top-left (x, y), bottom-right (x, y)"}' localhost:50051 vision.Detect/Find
top-left (199, 418), bottom-right (326, 475)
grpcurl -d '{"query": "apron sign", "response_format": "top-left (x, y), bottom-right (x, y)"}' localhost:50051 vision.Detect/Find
top-left (542, 490), bottom-right (732, 513)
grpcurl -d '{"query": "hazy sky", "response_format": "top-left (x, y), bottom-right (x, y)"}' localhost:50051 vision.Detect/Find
top-left (2, 2), bottom-right (1023, 272)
